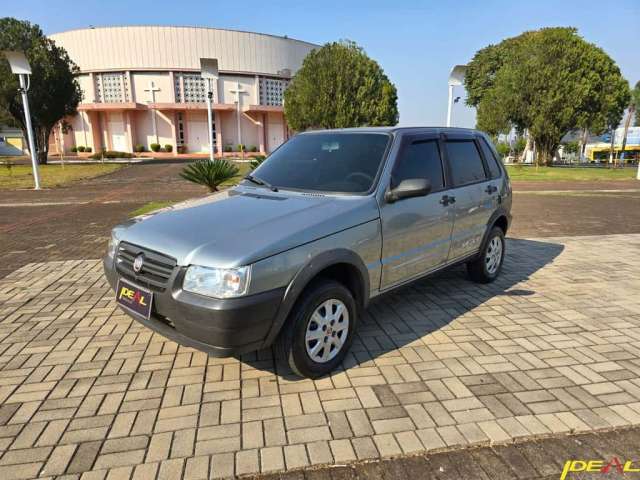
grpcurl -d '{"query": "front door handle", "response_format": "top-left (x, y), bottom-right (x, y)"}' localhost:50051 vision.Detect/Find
top-left (440, 195), bottom-right (456, 206)
top-left (485, 185), bottom-right (498, 194)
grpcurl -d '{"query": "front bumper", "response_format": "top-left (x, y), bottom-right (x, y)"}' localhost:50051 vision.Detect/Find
top-left (103, 256), bottom-right (284, 357)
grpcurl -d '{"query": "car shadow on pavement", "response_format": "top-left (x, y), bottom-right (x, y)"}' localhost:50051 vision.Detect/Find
top-left (242, 237), bottom-right (565, 380)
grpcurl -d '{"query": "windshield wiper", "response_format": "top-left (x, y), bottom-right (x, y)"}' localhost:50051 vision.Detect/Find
top-left (243, 174), bottom-right (278, 192)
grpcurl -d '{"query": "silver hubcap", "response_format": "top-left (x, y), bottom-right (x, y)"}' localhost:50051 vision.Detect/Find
top-left (305, 299), bottom-right (349, 364)
top-left (485, 236), bottom-right (503, 275)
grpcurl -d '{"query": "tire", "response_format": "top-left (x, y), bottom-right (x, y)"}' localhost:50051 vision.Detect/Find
top-left (467, 227), bottom-right (505, 283)
top-left (276, 279), bottom-right (357, 379)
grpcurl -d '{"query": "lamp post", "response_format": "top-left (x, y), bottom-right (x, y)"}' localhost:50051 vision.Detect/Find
top-left (447, 64), bottom-right (467, 128)
top-left (200, 58), bottom-right (219, 161)
top-left (3, 51), bottom-right (41, 189)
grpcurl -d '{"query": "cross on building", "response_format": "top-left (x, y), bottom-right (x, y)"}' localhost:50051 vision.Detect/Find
top-left (144, 81), bottom-right (161, 144)
top-left (229, 82), bottom-right (248, 146)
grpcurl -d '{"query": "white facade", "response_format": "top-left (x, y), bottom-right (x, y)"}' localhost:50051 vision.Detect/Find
top-left (48, 26), bottom-right (317, 154)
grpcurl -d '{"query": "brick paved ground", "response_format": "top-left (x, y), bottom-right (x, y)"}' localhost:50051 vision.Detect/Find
top-left (258, 427), bottom-right (640, 480)
top-left (1, 234), bottom-right (639, 478)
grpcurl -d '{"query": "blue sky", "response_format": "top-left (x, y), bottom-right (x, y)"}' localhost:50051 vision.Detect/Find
top-left (5, 0), bottom-right (639, 128)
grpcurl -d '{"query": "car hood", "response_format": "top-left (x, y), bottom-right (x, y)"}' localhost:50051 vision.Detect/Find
top-left (116, 186), bottom-right (380, 267)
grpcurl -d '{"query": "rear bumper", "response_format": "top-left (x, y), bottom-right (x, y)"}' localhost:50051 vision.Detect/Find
top-left (104, 256), bottom-right (284, 356)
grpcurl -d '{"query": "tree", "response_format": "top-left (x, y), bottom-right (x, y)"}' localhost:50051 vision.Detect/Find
top-left (0, 18), bottom-right (82, 164)
top-left (465, 27), bottom-right (630, 165)
top-left (632, 81), bottom-right (640, 127)
top-left (284, 40), bottom-right (398, 130)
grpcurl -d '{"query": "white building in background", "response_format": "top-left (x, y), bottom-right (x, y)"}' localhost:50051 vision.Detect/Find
top-left (48, 26), bottom-right (317, 155)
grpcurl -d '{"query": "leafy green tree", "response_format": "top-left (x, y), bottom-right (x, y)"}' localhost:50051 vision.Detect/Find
top-left (563, 141), bottom-right (579, 154)
top-left (0, 18), bottom-right (82, 164)
top-left (284, 40), bottom-right (398, 130)
top-left (495, 142), bottom-right (510, 158)
top-left (632, 81), bottom-right (640, 127)
top-left (465, 27), bottom-right (630, 165)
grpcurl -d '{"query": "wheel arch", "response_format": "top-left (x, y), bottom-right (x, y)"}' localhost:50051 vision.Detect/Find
top-left (476, 208), bottom-right (511, 258)
top-left (262, 249), bottom-right (370, 348)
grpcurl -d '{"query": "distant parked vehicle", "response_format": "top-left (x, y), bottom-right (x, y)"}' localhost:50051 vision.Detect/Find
top-left (104, 127), bottom-right (512, 378)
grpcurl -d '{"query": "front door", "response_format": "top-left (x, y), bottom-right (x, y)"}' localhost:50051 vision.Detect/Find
top-left (187, 112), bottom-right (209, 153)
top-left (379, 135), bottom-right (455, 289)
top-left (108, 112), bottom-right (127, 151)
top-left (268, 113), bottom-right (284, 152)
top-left (443, 134), bottom-right (495, 260)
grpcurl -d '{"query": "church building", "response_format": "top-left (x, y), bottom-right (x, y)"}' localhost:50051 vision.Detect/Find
top-left (48, 26), bottom-right (316, 155)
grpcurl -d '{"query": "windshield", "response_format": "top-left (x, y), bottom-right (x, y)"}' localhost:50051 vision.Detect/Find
top-left (250, 132), bottom-right (391, 194)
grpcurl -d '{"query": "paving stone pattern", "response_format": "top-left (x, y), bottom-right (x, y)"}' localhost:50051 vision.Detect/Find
top-left (0, 234), bottom-right (639, 478)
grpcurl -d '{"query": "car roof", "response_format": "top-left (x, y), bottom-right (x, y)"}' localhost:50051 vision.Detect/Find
top-left (299, 126), bottom-right (484, 136)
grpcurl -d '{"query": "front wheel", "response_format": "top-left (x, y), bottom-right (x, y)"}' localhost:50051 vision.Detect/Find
top-left (467, 227), bottom-right (505, 283)
top-left (277, 279), bottom-right (357, 378)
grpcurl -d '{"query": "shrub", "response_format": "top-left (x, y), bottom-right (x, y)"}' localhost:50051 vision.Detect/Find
top-left (236, 144), bottom-right (245, 152)
top-left (85, 147), bottom-right (92, 153)
top-left (177, 145), bottom-right (187, 154)
top-left (164, 144), bottom-right (173, 153)
top-left (89, 151), bottom-right (133, 160)
top-left (71, 146), bottom-right (78, 153)
top-left (250, 155), bottom-right (267, 170)
top-left (77, 146), bottom-right (86, 152)
top-left (222, 145), bottom-right (232, 153)
top-left (134, 144), bottom-right (145, 152)
top-left (150, 143), bottom-right (161, 152)
top-left (249, 145), bottom-right (258, 152)
top-left (180, 159), bottom-right (239, 192)
top-left (495, 142), bottom-right (510, 158)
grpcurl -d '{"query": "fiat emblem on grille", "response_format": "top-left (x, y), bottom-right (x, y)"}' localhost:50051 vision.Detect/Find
top-left (133, 254), bottom-right (145, 273)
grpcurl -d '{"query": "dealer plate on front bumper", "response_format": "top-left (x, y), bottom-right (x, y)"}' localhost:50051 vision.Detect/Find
top-left (116, 278), bottom-right (153, 319)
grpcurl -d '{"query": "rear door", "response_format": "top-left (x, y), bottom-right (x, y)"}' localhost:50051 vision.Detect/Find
top-left (379, 134), bottom-right (455, 289)
top-left (443, 133), bottom-right (494, 260)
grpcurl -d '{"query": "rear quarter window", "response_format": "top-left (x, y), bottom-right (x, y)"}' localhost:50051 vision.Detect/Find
top-left (479, 138), bottom-right (503, 178)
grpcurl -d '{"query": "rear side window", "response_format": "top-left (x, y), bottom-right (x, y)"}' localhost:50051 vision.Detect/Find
top-left (446, 140), bottom-right (487, 186)
top-left (479, 138), bottom-right (503, 178)
top-left (393, 140), bottom-right (444, 191)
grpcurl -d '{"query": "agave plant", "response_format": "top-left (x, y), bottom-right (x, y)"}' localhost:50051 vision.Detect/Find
top-left (180, 159), bottom-right (239, 192)
top-left (249, 155), bottom-right (267, 170)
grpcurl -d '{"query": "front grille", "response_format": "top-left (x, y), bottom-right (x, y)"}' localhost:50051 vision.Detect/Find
top-left (116, 242), bottom-right (177, 292)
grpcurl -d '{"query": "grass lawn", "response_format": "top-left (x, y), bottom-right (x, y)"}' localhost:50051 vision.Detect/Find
top-left (130, 201), bottom-right (175, 217)
top-left (0, 163), bottom-right (123, 189)
top-left (506, 165), bottom-right (638, 182)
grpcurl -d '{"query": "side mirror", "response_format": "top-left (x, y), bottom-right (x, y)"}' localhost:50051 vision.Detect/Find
top-left (385, 178), bottom-right (431, 203)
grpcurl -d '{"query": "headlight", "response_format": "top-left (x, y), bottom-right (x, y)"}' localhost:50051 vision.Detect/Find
top-left (107, 232), bottom-right (119, 259)
top-left (183, 265), bottom-right (251, 298)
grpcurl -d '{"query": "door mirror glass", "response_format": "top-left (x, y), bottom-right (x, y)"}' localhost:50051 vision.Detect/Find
top-left (386, 178), bottom-right (431, 203)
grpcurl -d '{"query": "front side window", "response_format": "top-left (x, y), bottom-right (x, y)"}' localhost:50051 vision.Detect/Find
top-left (393, 140), bottom-right (444, 191)
top-left (251, 133), bottom-right (390, 194)
top-left (446, 140), bottom-right (487, 186)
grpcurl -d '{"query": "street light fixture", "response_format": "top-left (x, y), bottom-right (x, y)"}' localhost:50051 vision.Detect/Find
top-left (200, 58), bottom-right (219, 161)
top-left (3, 51), bottom-right (41, 189)
top-left (447, 64), bottom-right (467, 128)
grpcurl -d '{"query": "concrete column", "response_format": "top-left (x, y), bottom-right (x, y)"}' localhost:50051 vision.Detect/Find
top-left (125, 111), bottom-right (135, 152)
top-left (214, 110), bottom-right (223, 156)
top-left (259, 113), bottom-right (266, 154)
top-left (89, 111), bottom-right (103, 152)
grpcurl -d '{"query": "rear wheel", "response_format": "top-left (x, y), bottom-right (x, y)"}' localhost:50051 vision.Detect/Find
top-left (467, 227), bottom-right (505, 283)
top-left (277, 279), bottom-right (356, 378)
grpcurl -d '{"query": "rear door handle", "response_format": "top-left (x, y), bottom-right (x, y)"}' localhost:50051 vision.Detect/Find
top-left (485, 185), bottom-right (498, 194)
top-left (440, 195), bottom-right (456, 206)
